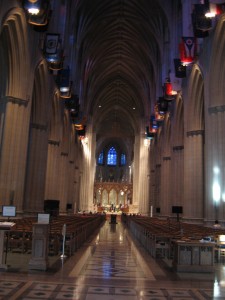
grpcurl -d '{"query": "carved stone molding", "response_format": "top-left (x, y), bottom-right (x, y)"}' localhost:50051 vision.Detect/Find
top-left (48, 140), bottom-right (60, 146)
top-left (163, 156), bottom-right (171, 161)
top-left (2, 96), bottom-right (29, 106)
top-left (187, 130), bottom-right (204, 137)
top-left (31, 123), bottom-right (47, 131)
top-left (208, 105), bottom-right (225, 114)
top-left (173, 145), bottom-right (184, 151)
top-left (61, 152), bottom-right (68, 156)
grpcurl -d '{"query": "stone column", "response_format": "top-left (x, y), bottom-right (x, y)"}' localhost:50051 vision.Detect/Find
top-left (132, 135), bottom-right (140, 209)
top-left (79, 125), bottom-right (96, 212)
top-left (171, 146), bottom-right (184, 214)
top-left (160, 157), bottom-right (172, 217)
top-left (24, 123), bottom-right (49, 212)
top-left (136, 133), bottom-right (150, 215)
top-left (205, 107), bottom-right (225, 222)
top-left (44, 140), bottom-right (61, 202)
top-left (184, 130), bottom-right (204, 221)
top-left (133, 130), bottom-right (150, 215)
top-left (0, 97), bottom-right (31, 213)
top-left (58, 152), bottom-right (69, 213)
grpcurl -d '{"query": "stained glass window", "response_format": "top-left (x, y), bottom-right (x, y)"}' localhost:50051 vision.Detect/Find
top-left (121, 153), bottom-right (126, 165)
top-left (107, 147), bottom-right (117, 165)
top-left (98, 151), bottom-right (104, 165)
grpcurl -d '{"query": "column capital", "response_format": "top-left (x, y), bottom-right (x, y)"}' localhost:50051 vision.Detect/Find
top-left (61, 152), bottom-right (68, 156)
top-left (187, 130), bottom-right (204, 137)
top-left (2, 96), bottom-right (29, 106)
top-left (208, 105), bottom-right (225, 114)
top-left (48, 140), bottom-right (60, 146)
top-left (163, 156), bottom-right (171, 161)
top-left (173, 145), bottom-right (184, 151)
top-left (31, 123), bottom-right (47, 131)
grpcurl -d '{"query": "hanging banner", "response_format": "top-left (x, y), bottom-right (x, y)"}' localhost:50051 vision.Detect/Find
top-left (45, 33), bottom-right (60, 54)
top-left (179, 37), bottom-right (197, 65)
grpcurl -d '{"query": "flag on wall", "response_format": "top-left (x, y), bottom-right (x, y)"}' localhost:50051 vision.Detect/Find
top-left (179, 37), bottom-right (197, 65)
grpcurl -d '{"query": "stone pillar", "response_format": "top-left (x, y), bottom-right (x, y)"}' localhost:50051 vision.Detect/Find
top-left (131, 133), bottom-right (151, 215)
top-left (132, 136), bottom-right (140, 208)
top-left (0, 97), bottom-right (31, 212)
top-left (137, 133), bottom-right (150, 215)
top-left (184, 130), bottom-right (204, 221)
top-left (44, 140), bottom-right (61, 201)
top-left (79, 125), bottom-right (96, 212)
top-left (171, 146), bottom-right (184, 214)
top-left (58, 152), bottom-right (69, 213)
top-left (205, 107), bottom-right (225, 222)
top-left (160, 157), bottom-right (172, 217)
top-left (24, 123), bottom-right (49, 212)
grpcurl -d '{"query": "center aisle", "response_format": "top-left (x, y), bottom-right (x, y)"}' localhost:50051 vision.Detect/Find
top-left (68, 220), bottom-right (156, 281)
top-left (49, 218), bottom-right (223, 300)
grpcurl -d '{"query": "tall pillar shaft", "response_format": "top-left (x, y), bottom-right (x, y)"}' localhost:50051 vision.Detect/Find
top-left (24, 124), bottom-right (48, 212)
top-left (79, 127), bottom-right (96, 212)
top-left (171, 146), bottom-right (184, 208)
top-left (44, 141), bottom-right (61, 201)
top-left (0, 98), bottom-right (30, 212)
top-left (184, 131), bottom-right (204, 221)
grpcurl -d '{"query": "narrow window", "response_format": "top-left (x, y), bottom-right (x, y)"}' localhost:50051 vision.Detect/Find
top-left (107, 147), bottom-right (117, 166)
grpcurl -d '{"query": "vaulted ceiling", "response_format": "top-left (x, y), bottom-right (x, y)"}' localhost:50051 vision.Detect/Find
top-left (70, 0), bottom-right (172, 153)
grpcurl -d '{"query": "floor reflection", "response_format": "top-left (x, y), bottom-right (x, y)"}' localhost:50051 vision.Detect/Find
top-left (1, 219), bottom-right (225, 299)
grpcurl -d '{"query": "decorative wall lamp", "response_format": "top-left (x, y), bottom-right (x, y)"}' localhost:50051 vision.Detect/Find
top-left (57, 68), bottom-right (72, 99)
top-left (23, 0), bottom-right (51, 28)
top-left (145, 127), bottom-right (154, 140)
top-left (163, 78), bottom-right (177, 101)
top-left (192, 4), bottom-right (212, 37)
top-left (204, 0), bottom-right (225, 18)
top-left (149, 115), bottom-right (158, 133)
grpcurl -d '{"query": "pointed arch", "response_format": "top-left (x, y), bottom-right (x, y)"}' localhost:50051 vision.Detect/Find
top-left (0, 8), bottom-right (30, 99)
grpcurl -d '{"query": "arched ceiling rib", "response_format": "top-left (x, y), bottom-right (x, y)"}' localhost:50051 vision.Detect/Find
top-left (73, 0), bottom-right (169, 145)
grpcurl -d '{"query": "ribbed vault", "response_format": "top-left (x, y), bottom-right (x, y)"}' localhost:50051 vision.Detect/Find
top-left (72, 0), bottom-right (169, 149)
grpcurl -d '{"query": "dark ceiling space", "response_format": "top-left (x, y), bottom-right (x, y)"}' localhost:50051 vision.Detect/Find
top-left (71, 0), bottom-right (171, 150)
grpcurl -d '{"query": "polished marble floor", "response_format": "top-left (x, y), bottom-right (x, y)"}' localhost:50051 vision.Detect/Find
top-left (1, 219), bottom-right (225, 299)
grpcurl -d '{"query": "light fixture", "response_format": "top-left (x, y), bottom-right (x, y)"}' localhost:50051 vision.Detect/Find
top-left (144, 138), bottom-right (150, 146)
top-left (23, 0), bottom-right (51, 28)
top-left (192, 4), bottom-right (212, 37)
top-left (145, 127), bottom-right (154, 140)
top-left (163, 78), bottom-right (177, 101)
top-left (24, 0), bottom-right (41, 15)
top-left (57, 68), bottom-right (72, 98)
top-left (149, 115), bottom-right (158, 133)
top-left (205, 3), bottom-right (223, 18)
